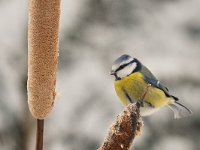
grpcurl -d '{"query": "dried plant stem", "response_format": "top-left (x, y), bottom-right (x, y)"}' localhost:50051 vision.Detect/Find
top-left (99, 85), bottom-right (151, 150)
top-left (36, 119), bottom-right (44, 150)
top-left (27, 0), bottom-right (60, 149)
top-left (98, 103), bottom-right (142, 150)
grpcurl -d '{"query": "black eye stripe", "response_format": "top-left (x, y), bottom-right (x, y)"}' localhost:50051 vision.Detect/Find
top-left (115, 60), bottom-right (135, 72)
top-left (115, 64), bottom-right (127, 72)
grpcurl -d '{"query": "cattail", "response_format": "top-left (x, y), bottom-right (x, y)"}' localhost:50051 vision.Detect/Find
top-left (27, 0), bottom-right (60, 119)
top-left (98, 103), bottom-right (143, 150)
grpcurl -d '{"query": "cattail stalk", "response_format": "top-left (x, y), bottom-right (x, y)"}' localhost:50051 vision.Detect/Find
top-left (27, 0), bottom-right (60, 150)
top-left (36, 119), bottom-right (44, 150)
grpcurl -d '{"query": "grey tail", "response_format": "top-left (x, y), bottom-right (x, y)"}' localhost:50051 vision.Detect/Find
top-left (168, 101), bottom-right (192, 119)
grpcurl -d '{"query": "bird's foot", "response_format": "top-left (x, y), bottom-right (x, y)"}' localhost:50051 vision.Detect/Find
top-left (136, 101), bottom-right (144, 107)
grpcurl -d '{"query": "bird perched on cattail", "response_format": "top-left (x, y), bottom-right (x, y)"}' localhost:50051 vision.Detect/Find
top-left (110, 54), bottom-right (192, 119)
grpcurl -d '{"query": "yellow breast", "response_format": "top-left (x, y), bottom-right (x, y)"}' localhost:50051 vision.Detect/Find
top-left (114, 72), bottom-right (172, 108)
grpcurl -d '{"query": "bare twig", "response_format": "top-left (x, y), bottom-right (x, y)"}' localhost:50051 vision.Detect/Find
top-left (36, 119), bottom-right (44, 150)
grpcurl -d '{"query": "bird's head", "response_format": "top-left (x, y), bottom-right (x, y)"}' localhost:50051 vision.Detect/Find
top-left (110, 54), bottom-right (141, 80)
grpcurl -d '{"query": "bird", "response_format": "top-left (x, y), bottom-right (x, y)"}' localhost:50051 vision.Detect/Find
top-left (110, 54), bottom-right (192, 119)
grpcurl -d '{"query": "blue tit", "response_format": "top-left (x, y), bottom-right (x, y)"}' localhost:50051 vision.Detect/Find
top-left (110, 54), bottom-right (192, 119)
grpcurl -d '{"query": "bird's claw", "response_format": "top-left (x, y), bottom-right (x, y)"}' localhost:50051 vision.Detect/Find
top-left (136, 101), bottom-right (144, 107)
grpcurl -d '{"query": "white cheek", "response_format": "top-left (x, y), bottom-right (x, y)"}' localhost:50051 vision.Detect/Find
top-left (116, 63), bottom-right (137, 78)
top-left (116, 70), bottom-right (128, 78)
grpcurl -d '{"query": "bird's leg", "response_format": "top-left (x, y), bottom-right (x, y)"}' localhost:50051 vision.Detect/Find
top-left (141, 84), bottom-right (151, 100)
top-left (137, 84), bottom-right (151, 107)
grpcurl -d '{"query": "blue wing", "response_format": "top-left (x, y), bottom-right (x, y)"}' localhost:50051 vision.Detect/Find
top-left (141, 65), bottom-right (178, 100)
top-left (143, 75), bottom-right (169, 96)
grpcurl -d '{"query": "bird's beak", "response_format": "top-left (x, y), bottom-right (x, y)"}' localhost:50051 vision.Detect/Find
top-left (110, 71), bottom-right (115, 75)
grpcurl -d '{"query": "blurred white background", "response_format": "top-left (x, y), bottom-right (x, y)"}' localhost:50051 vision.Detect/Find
top-left (0, 0), bottom-right (200, 150)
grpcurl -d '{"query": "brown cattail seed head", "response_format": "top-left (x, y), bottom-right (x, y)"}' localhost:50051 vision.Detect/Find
top-left (27, 0), bottom-right (60, 119)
